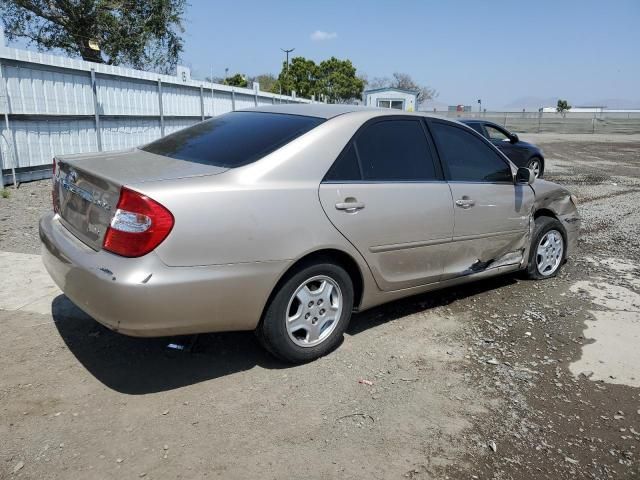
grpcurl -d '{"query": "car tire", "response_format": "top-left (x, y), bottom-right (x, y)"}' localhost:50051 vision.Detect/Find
top-left (527, 157), bottom-right (544, 178)
top-left (257, 261), bottom-right (354, 364)
top-left (525, 216), bottom-right (567, 280)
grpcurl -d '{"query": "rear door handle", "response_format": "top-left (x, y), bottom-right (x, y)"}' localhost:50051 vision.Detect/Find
top-left (455, 198), bottom-right (475, 209)
top-left (335, 201), bottom-right (365, 212)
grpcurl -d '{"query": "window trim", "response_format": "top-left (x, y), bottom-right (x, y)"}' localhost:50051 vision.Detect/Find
top-left (321, 115), bottom-right (445, 184)
top-left (424, 118), bottom-right (515, 185)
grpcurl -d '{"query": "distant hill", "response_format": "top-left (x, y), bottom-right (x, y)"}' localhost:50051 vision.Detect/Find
top-left (584, 98), bottom-right (640, 109)
top-left (501, 97), bottom-right (559, 112)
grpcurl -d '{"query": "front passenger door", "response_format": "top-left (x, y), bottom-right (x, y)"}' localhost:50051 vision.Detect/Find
top-left (429, 120), bottom-right (534, 279)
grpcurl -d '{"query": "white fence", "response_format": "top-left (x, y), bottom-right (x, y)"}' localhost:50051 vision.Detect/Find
top-left (0, 45), bottom-right (311, 186)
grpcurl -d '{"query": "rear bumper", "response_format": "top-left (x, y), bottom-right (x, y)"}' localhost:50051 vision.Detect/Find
top-left (39, 212), bottom-right (289, 336)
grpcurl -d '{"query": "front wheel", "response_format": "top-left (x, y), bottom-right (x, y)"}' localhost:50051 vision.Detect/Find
top-left (527, 157), bottom-right (543, 178)
top-left (525, 217), bottom-right (566, 279)
top-left (257, 262), bottom-right (354, 363)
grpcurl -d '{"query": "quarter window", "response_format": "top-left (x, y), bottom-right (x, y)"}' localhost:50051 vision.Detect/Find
top-left (324, 143), bottom-right (361, 181)
top-left (356, 120), bottom-right (438, 181)
top-left (431, 122), bottom-right (513, 183)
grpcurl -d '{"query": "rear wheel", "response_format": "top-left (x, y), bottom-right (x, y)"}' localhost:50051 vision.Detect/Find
top-left (257, 262), bottom-right (354, 363)
top-left (527, 157), bottom-right (543, 178)
top-left (526, 216), bottom-right (566, 279)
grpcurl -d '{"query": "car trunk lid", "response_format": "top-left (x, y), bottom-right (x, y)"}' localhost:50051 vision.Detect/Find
top-left (53, 149), bottom-right (227, 250)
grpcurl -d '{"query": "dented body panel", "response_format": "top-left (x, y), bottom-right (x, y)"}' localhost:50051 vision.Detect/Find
top-left (531, 179), bottom-right (581, 256)
top-left (443, 182), bottom-right (534, 279)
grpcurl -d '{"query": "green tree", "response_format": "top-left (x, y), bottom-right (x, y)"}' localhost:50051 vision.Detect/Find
top-left (273, 56), bottom-right (364, 102)
top-left (317, 57), bottom-right (364, 103)
top-left (249, 74), bottom-right (277, 92)
top-left (367, 72), bottom-right (437, 105)
top-left (273, 57), bottom-right (319, 98)
top-left (224, 73), bottom-right (248, 88)
top-left (556, 99), bottom-right (571, 117)
top-left (0, 0), bottom-right (186, 73)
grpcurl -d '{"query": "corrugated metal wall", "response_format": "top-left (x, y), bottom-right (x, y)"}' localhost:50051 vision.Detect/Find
top-left (0, 46), bottom-right (311, 185)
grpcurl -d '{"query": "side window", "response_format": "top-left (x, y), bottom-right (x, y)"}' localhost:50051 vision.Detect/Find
top-left (485, 125), bottom-right (510, 142)
top-left (355, 120), bottom-right (438, 181)
top-left (431, 122), bottom-right (513, 183)
top-left (324, 143), bottom-right (361, 181)
top-left (465, 123), bottom-right (485, 136)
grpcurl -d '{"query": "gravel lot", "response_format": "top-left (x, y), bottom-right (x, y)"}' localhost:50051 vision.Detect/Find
top-left (1, 134), bottom-right (639, 479)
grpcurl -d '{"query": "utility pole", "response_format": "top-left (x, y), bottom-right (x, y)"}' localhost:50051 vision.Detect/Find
top-left (281, 48), bottom-right (295, 95)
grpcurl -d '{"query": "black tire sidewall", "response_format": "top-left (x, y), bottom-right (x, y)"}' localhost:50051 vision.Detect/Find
top-left (527, 217), bottom-right (567, 279)
top-left (259, 263), bottom-right (354, 363)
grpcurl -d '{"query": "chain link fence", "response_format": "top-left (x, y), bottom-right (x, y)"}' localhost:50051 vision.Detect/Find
top-left (429, 111), bottom-right (640, 134)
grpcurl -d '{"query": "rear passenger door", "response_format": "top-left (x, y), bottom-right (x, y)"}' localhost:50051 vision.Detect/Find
top-left (428, 120), bottom-right (534, 279)
top-left (319, 117), bottom-right (454, 291)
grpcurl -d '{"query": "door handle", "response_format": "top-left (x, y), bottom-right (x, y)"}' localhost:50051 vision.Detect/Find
top-left (335, 201), bottom-right (365, 212)
top-left (455, 198), bottom-right (475, 209)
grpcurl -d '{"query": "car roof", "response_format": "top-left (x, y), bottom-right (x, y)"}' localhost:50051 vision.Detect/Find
top-left (249, 103), bottom-right (370, 119)
top-left (247, 103), bottom-right (445, 121)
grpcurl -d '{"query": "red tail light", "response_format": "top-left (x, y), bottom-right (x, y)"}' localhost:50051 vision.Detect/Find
top-left (103, 187), bottom-right (174, 258)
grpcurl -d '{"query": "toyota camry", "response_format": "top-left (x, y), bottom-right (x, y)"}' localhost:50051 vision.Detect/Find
top-left (40, 105), bottom-right (580, 363)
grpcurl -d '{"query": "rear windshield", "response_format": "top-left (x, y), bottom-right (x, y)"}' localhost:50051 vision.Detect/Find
top-left (141, 111), bottom-right (324, 168)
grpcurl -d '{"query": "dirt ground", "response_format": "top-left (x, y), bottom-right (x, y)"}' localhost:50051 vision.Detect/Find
top-left (1, 134), bottom-right (639, 479)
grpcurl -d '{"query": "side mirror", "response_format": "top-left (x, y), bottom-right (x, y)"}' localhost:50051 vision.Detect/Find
top-left (509, 133), bottom-right (519, 144)
top-left (516, 167), bottom-right (535, 185)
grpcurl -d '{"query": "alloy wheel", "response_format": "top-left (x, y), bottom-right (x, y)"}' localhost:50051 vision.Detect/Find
top-left (285, 275), bottom-right (343, 347)
top-left (529, 159), bottom-right (541, 178)
top-left (536, 230), bottom-right (564, 276)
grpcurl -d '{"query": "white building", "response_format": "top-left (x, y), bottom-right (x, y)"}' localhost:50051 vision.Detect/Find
top-left (363, 87), bottom-right (419, 112)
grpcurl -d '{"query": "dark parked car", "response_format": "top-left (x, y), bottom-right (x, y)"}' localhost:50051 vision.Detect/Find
top-left (461, 120), bottom-right (545, 178)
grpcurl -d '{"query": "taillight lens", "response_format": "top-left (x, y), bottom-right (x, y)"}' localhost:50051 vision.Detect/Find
top-left (103, 187), bottom-right (174, 258)
top-left (52, 158), bottom-right (59, 213)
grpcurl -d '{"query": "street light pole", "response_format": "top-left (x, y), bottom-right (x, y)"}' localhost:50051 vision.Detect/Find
top-left (281, 48), bottom-right (295, 95)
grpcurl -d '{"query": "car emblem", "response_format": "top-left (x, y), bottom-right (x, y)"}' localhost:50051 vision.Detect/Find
top-left (60, 169), bottom-right (111, 211)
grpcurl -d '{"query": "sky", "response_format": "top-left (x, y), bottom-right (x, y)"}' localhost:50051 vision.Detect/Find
top-left (181, 0), bottom-right (640, 109)
top-left (4, 0), bottom-right (639, 110)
